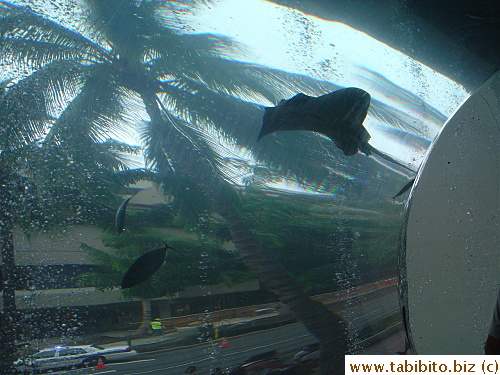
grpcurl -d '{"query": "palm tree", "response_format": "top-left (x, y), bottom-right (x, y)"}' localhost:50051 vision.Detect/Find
top-left (0, 142), bottom-right (139, 373)
top-left (0, 1), bottom-right (352, 372)
top-left (0, 137), bottom-right (143, 372)
top-left (0, 76), bottom-right (144, 372)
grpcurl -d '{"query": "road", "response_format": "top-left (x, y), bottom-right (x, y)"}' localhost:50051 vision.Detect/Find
top-left (41, 286), bottom-right (403, 374)
top-left (51, 328), bottom-right (404, 374)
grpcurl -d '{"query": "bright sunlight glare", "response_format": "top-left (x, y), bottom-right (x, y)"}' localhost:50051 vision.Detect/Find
top-left (7, 0), bottom-right (471, 193)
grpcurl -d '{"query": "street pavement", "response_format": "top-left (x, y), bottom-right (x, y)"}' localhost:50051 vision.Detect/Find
top-left (84, 311), bottom-right (404, 356)
top-left (26, 310), bottom-right (294, 353)
top-left (13, 288), bottom-right (405, 374)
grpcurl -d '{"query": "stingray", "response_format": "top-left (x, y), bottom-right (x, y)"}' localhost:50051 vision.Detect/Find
top-left (121, 242), bottom-right (174, 289)
top-left (258, 87), bottom-right (416, 174)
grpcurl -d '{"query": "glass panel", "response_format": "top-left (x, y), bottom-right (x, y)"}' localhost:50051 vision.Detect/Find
top-left (57, 349), bottom-right (72, 357)
top-left (58, 348), bottom-right (86, 356)
top-left (32, 350), bottom-right (56, 359)
top-left (0, 0), bottom-right (496, 373)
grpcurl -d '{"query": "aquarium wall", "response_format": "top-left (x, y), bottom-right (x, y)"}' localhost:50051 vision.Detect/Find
top-left (0, 0), bottom-right (497, 373)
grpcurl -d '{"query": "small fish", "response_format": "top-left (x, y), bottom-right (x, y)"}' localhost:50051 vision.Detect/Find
top-left (121, 242), bottom-right (173, 289)
top-left (115, 191), bottom-right (140, 235)
top-left (393, 178), bottom-right (415, 199)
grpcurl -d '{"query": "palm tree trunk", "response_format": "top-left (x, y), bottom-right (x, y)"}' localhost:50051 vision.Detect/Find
top-left (140, 90), bottom-right (349, 373)
top-left (0, 167), bottom-right (18, 374)
top-left (215, 198), bottom-right (348, 373)
top-left (136, 300), bottom-right (152, 335)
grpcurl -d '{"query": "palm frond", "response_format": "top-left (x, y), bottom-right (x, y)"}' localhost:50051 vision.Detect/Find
top-left (10, 142), bottom-right (123, 232)
top-left (149, 31), bottom-right (246, 63)
top-left (140, 91), bottom-right (231, 199)
top-left (175, 33), bottom-right (245, 58)
top-left (0, 1), bottom-right (109, 67)
top-left (0, 78), bottom-right (13, 101)
top-left (159, 170), bottom-right (214, 225)
top-left (143, 108), bottom-right (216, 174)
top-left (248, 65), bottom-right (340, 102)
top-left (157, 78), bottom-right (348, 187)
top-left (85, 0), bottom-right (166, 61)
top-left (175, 121), bottom-right (247, 183)
top-left (0, 64), bottom-right (82, 151)
top-left (151, 53), bottom-right (339, 106)
top-left (355, 67), bottom-right (447, 138)
top-left (80, 243), bottom-right (123, 265)
top-left (0, 38), bottom-right (102, 70)
top-left (369, 100), bottom-right (445, 139)
top-left (112, 168), bottom-right (158, 187)
top-left (253, 131), bottom-right (348, 186)
top-left (45, 63), bottom-right (130, 147)
top-left (92, 139), bottom-right (143, 171)
top-left (152, 1), bottom-right (214, 33)
top-left (158, 79), bottom-right (263, 140)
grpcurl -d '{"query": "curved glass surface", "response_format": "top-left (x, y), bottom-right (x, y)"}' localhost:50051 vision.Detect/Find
top-left (0, 0), bottom-right (497, 373)
top-left (400, 71), bottom-right (499, 355)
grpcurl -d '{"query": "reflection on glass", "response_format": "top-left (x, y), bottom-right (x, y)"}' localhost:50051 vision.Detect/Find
top-left (0, 0), bottom-right (489, 373)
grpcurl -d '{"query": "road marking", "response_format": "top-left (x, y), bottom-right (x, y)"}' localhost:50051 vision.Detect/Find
top-left (125, 366), bottom-right (182, 374)
top-left (37, 368), bottom-right (116, 374)
top-left (112, 359), bottom-right (156, 366)
top-left (125, 358), bottom-right (217, 374)
top-left (144, 322), bottom-right (304, 355)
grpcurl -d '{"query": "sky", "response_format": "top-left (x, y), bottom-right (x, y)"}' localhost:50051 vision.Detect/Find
top-left (7, 0), bottom-right (471, 189)
top-left (10, 0), bottom-right (468, 116)
top-left (189, 0), bottom-right (467, 117)
top-left (177, 0), bottom-right (469, 170)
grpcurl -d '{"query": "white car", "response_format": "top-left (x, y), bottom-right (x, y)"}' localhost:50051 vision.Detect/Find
top-left (14, 344), bottom-right (137, 373)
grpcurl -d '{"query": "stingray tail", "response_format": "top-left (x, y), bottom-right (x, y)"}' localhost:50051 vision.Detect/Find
top-left (367, 145), bottom-right (417, 173)
top-left (257, 107), bottom-right (276, 141)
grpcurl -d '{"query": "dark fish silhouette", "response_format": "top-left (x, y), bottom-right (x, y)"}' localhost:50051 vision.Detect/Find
top-left (121, 242), bottom-right (173, 289)
top-left (115, 191), bottom-right (140, 235)
top-left (258, 87), bottom-right (416, 173)
top-left (259, 88), bottom-right (371, 156)
top-left (393, 178), bottom-right (416, 200)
